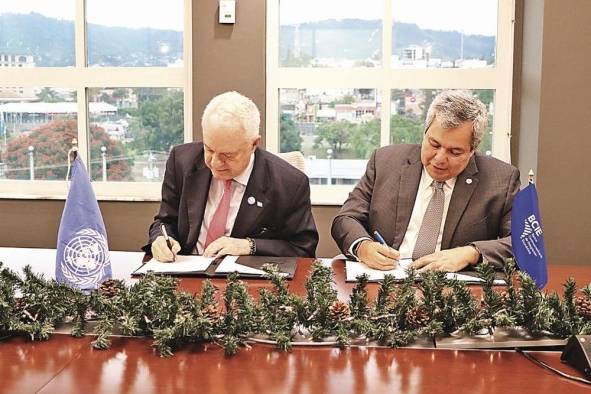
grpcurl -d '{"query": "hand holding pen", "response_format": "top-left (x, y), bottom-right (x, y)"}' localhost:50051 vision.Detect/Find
top-left (355, 230), bottom-right (400, 270)
top-left (150, 224), bottom-right (181, 262)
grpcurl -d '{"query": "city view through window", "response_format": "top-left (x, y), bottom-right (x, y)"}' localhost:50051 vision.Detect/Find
top-left (0, 1), bottom-right (184, 182)
top-left (277, 0), bottom-right (499, 186)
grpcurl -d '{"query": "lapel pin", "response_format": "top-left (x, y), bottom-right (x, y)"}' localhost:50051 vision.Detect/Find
top-left (466, 178), bottom-right (473, 185)
top-left (247, 196), bottom-right (256, 205)
top-left (257, 201), bottom-right (263, 208)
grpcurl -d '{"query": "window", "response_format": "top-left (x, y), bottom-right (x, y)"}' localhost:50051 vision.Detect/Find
top-left (0, 0), bottom-right (192, 200)
top-left (267, 0), bottom-right (514, 204)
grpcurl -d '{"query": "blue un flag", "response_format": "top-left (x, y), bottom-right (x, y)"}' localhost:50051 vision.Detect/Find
top-left (511, 183), bottom-right (547, 289)
top-left (56, 155), bottom-right (112, 290)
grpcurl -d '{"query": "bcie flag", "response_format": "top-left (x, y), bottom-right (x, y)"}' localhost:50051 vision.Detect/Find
top-left (511, 183), bottom-right (547, 289)
top-left (56, 155), bottom-right (112, 290)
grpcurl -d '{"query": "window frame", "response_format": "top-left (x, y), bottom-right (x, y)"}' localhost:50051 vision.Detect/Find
top-left (266, 0), bottom-right (515, 205)
top-left (0, 0), bottom-right (193, 201)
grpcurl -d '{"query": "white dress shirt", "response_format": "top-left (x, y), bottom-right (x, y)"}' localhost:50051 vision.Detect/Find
top-left (195, 153), bottom-right (255, 254)
top-left (397, 168), bottom-right (456, 259)
top-left (350, 168), bottom-right (456, 259)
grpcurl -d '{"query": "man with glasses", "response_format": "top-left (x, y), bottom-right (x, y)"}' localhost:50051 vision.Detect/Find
top-left (144, 91), bottom-right (318, 261)
top-left (332, 90), bottom-right (520, 272)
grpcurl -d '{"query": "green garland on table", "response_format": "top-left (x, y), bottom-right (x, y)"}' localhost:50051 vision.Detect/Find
top-left (2, 259), bottom-right (591, 357)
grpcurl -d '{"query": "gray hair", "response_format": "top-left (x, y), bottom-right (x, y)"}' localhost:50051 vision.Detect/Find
top-left (202, 91), bottom-right (260, 138)
top-left (424, 90), bottom-right (488, 150)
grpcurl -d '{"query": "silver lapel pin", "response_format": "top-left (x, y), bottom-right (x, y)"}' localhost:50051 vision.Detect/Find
top-left (247, 196), bottom-right (256, 205)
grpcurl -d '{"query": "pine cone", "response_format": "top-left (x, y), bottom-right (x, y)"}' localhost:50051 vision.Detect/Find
top-left (98, 279), bottom-right (124, 298)
top-left (202, 304), bottom-right (220, 321)
top-left (14, 296), bottom-right (27, 311)
top-left (329, 300), bottom-right (351, 321)
top-left (406, 306), bottom-right (430, 328)
top-left (576, 296), bottom-right (591, 319)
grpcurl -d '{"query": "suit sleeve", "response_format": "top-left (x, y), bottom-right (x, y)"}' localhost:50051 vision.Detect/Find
top-left (253, 174), bottom-right (318, 257)
top-left (331, 151), bottom-right (377, 256)
top-left (472, 167), bottom-right (521, 268)
top-left (141, 148), bottom-right (181, 254)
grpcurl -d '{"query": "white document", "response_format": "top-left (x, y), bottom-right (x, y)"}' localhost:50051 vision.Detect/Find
top-left (134, 255), bottom-right (214, 275)
top-left (345, 259), bottom-right (505, 285)
top-left (346, 258), bottom-right (413, 281)
top-left (214, 255), bottom-right (269, 276)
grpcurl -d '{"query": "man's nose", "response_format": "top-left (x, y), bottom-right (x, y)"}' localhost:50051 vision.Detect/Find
top-left (211, 154), bottom-right (225, 168)
top-left (433, 148), bottom-right (447, 163)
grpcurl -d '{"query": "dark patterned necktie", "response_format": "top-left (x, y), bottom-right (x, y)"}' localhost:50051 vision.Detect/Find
top-left (412, 181), bottom-right (445, 260)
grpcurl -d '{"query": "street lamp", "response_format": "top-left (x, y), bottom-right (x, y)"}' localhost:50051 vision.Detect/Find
top-left (101, 146), bottom-right (107, 182)
top-left (326, 148), bottom-right (333, 185)
top-left (28, 145), bottom-right (34, 180)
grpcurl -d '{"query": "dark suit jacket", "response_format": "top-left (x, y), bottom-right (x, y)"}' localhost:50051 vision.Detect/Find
top-left (144, 143), bottom-right (318, 257)
top-left (331, 144), bottom-right (520, 267)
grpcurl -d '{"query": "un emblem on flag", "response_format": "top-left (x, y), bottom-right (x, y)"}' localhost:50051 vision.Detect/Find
top-left (61, 228), bottom-right (111, 288)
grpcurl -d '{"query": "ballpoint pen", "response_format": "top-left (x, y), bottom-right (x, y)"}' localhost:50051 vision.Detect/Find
top-left (161, 224), bottom-right (176, 262)
top-left (373, 230), bottom-right (387, 245)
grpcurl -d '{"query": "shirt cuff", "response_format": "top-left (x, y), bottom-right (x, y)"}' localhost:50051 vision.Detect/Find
top-left (348, 237), bottom-right (373, 260)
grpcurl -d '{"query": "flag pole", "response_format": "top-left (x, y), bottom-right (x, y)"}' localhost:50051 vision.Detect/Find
top-left (66, 138), bottom-right (78, 183)
top-left (528, 169), bottom-right (535, 185)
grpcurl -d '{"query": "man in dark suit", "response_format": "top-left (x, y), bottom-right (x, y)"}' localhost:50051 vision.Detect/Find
top-left (145, 91), bottom-right (318, 261)
top-left (332, 90), bottom-right (520, 272)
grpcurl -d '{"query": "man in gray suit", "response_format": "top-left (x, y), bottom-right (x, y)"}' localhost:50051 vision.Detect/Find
top-left (332, 90), bottom-right (520, 272)
top-left (144, 91), bottom-right (318, 261)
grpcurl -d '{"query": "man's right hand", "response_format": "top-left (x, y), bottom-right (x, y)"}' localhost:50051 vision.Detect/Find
top-left (151, 235), bottom-right (181, 262)
top-left (357, 240), bottom-right (400, 270)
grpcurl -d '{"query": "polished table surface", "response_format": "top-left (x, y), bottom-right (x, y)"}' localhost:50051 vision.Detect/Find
top-left (1, 249), bottom-right (591, 393)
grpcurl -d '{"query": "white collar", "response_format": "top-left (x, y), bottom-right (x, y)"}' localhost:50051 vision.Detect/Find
top-left (420, 168), bottom-right (457, 191)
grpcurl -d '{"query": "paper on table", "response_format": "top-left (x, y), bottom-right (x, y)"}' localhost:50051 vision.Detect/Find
top-left (134, 255), bottom-right (213, 275)
top-left (346, 258), bottom-right (413, 281)
top-left (214, 255), bottom-right (271, 276)
top-left (345, 259), bottom-right (506, 285)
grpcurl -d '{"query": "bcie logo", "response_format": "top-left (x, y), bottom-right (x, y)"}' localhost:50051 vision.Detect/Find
top-left (521, 214), bottom-right (543, 240)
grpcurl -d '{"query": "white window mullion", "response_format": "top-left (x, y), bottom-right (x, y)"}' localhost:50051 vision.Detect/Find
top-left (75, 0), bottom-right (89, 168)
top-left (265, 0), bottom-right (280, 152)
top-left (381, 0), bottom-right (393, 147)
top-left (183, 0), bottom-right (193, 143)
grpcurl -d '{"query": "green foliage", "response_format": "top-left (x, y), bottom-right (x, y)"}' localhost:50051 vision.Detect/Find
top-left (4, 258), bottom-right (591, 357)
top-left (390, 114), bottom-right (424, 145)
top-left (279, 114), bottom-right (302, 153)
top-left (314, 121), bottom-right (354, 157)
top-left (128, 89), bottom-right (184, 153)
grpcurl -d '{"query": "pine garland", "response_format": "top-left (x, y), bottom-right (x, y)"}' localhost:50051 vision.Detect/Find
top-left (2, 258), bottom-right (591, 357)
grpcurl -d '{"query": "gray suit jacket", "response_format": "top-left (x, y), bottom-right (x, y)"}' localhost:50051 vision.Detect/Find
top-left (143, 143), bottom-right (319, 257)
top-left (331, 144), bottom-right (520, 267)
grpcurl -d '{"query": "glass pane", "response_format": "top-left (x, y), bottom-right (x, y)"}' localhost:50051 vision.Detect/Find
top-left (392, 0), bottom-right (497, 68)
top-left (88, 87), bottom-right (184, 182)
top-left (390, 89), bottom-right (495, 154)
top-left (0, 88), bottom-right (77, 180)
top-left (87, 0), bottom-right (183, 67)
top-left (280, 0), bottom-right (383, 68)
top-left (0, 1), bottom-right (75, 67)
top-left (280, 88), bottom-right (380, 185)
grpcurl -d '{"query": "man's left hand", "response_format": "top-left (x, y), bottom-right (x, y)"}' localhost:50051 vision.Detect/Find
top-left (203, 236), bottom-right (250, 257)
top-left (410, 246), bottom-right (480, 272)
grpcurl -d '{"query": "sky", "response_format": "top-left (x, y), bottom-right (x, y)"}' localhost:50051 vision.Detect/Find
top-left (1, 0), bottom-right (497, 36)
top-left (280, 0), bottom-right (498, 36)
top-left (0, 0), bottom-right (183, 30)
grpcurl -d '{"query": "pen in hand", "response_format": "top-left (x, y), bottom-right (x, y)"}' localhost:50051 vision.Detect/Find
top-left (161, 224), bottom-right (176, 262)
top-left (373, 230), bottom-right (387, 245)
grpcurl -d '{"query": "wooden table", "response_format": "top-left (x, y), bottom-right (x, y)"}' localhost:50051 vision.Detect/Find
top-left (1, 248), bottom-right (591, 393)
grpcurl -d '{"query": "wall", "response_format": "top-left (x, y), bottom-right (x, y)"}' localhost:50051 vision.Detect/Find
top-left (534, 0), bottom-right (591, 264)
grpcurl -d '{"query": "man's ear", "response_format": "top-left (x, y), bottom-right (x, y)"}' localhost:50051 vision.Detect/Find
top-left (252, 135), bottom-right (261, 148)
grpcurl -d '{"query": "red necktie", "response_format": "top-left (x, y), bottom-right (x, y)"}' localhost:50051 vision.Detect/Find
top-left (204, 179), bottom-right (233, 250)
